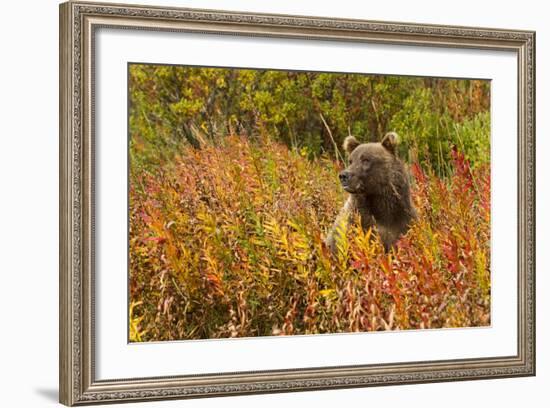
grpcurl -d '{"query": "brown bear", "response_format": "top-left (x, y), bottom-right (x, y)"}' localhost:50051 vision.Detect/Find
top-left (326, 132), bottom-right (416, 252)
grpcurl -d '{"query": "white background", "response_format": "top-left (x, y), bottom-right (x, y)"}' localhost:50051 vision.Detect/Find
top-left (0, 0), bottom-right (546, 407)
top-left (96, 28), bottom-right (518, 379)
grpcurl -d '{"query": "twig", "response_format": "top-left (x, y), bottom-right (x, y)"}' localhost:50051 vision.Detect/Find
top-left (319, 113), bottom-right (345, 165)
top-left (370, 99), bottom-right (382, 138)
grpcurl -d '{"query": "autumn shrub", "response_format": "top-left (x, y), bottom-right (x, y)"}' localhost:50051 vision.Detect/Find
top-left (129, 135), bottom-right (490, 341)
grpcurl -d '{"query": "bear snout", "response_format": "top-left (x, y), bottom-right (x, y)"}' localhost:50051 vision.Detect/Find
top-left (339, 171), bottom-right (350, 184)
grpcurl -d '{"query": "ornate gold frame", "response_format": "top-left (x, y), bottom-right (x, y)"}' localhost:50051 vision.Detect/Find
top-left (59, 1), bottom-right (535, 405)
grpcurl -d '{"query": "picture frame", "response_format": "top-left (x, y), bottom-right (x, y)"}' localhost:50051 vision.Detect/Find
top-left (59, 1), bottom-right (536, 405)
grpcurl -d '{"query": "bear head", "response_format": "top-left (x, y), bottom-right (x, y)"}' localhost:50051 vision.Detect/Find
top-left (338, 132), bottom-right (400, 195)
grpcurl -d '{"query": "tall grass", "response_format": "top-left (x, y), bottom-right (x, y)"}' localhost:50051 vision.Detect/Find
top-left (129, 135), bottom-right (490, 341)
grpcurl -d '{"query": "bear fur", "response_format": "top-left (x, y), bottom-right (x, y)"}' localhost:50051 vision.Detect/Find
top-left (326, 132), bottom-right (416, 252)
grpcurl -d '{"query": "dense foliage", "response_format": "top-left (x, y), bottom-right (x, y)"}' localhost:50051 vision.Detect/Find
top-left (129, 65), bottom-right (490, 177)
top-left (128, 64), bottom-right (491, 341)
top-left (129, 135), bottom-right (490, 341)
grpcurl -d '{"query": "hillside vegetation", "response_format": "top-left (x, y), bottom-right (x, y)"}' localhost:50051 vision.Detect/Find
top-left (128, 65), bottom-right (491, 341)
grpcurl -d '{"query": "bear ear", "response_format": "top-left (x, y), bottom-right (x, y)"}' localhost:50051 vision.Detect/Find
top-left (381, 132), bottom-right (399, 155)
top-left (343, 136), bottom-right (360, 154)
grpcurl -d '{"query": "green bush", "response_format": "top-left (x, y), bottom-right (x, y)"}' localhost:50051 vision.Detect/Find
top-left (129, 65), bottom-right (490, 176)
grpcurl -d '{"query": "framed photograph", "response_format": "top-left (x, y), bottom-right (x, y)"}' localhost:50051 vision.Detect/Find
top-left (59, 1), bottom-right (535, 405)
